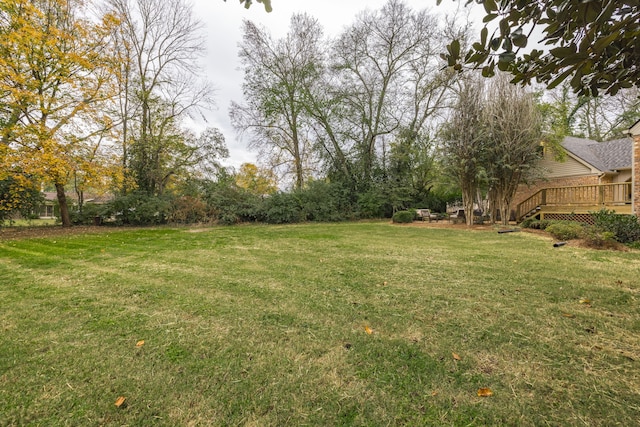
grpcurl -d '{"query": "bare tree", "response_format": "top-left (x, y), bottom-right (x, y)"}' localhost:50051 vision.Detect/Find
top-left (440, 77), bottom-right (486, 226)
top-left (304, 0), bottom-right (458, 191)
top-left (539, 84), bottom-right (640, 143)
top-left (483, 75), bottom-right (543, 225)
top-left (572, 88), bottom-right (640, 141)
top-left (330, 0), bottom-right (441, 183)
top-left (230, 14), bottom-right (323, 190)
top-left (107, 0), bottom-right (216, 195)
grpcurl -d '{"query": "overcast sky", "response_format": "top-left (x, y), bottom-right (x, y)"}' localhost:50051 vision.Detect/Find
top-left (189, 0), bottom-right (483, 169)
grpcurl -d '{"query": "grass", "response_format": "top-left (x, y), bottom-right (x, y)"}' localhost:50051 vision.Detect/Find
top-left (1, 222), bottom-right (639, 426)
top-left (1, 218), bottom-right (57, 227)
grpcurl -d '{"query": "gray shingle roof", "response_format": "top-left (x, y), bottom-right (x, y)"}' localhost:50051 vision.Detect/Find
top-left (589, 138), bottom-right (632, 170)
top-left (562, 136), bottom-right (632, 171)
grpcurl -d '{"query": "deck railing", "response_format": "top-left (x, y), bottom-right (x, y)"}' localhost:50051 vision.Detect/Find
top-left (516, 182), bottom-right (632, 222)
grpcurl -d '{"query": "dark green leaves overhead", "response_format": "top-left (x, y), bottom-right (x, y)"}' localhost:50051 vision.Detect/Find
top-left (440, 0), bottom-right (640, 96)
top-left (225, 0), bottom-right (272, 13)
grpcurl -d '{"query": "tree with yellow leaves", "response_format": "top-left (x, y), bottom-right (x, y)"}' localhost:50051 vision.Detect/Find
top-left (235, 163), bottom-right (277, 196)
top-left (0, 0), bottom-right (118, 226)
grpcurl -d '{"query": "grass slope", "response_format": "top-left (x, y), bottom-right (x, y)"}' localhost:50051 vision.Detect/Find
top-left (1, 222), bottom-right (639, 426)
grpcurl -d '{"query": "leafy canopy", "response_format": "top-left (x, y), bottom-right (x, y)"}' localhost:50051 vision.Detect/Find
top-left (225, 0), bottom-right (272, 12)
top-left (440, 0), bottom-right (640, 96)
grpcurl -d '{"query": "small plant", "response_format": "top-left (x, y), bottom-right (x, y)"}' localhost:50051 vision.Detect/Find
top-left (392, 210), bottom-right (414, 223)
top-left (628, 241), bottom-right (640, 250)
top-left (520, 217), bottom-right (539, 228)
top-left (537, 219), bottom-right (555, 230)
top-left (580, 225), bottom-right (617, 249)
top-left (520, 219), bottom-right (556, 230)
top-left (545, 221), bottom-right (583, 240)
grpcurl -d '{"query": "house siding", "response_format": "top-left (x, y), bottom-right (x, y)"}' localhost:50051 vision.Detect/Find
top-left (634, 134), bottom-right (640, 216)
top-left (616, 170), bottom-right (632, 183)
top-left (539, 153), bottom-right (594, 177)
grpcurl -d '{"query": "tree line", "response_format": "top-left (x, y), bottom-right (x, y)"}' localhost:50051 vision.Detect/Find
top-left (230, 0), bottom-right (639, 225)
top-left (1, 0), bottom-right (639, 227)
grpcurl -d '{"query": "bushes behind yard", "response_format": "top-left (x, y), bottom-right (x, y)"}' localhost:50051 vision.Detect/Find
top-left (521, 210), bottom-right (640, 247)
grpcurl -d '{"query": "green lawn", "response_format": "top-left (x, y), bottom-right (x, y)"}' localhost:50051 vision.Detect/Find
top-left (1, 222), bottom-right (639, 426)
top-left (3, 218), bottom-right (57, 227)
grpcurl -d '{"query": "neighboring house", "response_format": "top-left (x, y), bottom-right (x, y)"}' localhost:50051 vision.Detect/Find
top-left (514, 133), bottom-right (637, 222)
top-left (38, 191), bottom-right (113, 219)
top-left (39, 192), bottom-right (58, 219)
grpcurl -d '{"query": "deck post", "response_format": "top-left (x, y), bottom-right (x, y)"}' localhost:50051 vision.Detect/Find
top-left (598, 185), bottom-right (604, 206)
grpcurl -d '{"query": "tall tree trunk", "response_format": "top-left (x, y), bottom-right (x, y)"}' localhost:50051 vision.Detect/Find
top-left (487, 186), bottom-right (498, 224)
top-left (500, 204), bottom-right (510, 226)
top-left (291, 119), bottom-right (304, 190)
top-left (56, 183), bottom-right (71, 227)
top-left (462, 185), bottom-right (475, 227)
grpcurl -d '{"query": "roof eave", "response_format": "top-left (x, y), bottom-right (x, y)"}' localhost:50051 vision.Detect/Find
top-left (562, 147), bottom-right (603, 173)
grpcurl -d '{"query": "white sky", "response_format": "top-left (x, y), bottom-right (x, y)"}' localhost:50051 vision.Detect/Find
top-left (190, 0), bottom-right (483, 169)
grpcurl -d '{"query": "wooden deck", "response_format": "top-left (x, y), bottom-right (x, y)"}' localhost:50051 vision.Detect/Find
top-left (516, 183), bottom-right (632, 222)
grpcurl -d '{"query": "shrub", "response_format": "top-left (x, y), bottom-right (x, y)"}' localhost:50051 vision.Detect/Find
top-left (628, 241), bottom-right (640, 250)
top-left (169, 196), bottom-right (209, 224)
top-left (592, 209), bottom-right (640, 244)
top-left (519, 218), bottom-right (555, 230)
top-left (260, 192), bottom-right (303, 224)
top-left (537, 219), bottom-right (555, 230)
top-left (580, 225), bottom-right (617, 249)
top-left (199, 175), bottom-right (261, 225)
top-left (296, 180), bottom-right (352, 222)
top-left (392, 210), bottom-right (414, 223)
top-left (70, 203), bottom-right (107, 225)
top-left (105, 192), bottom-right (173, 225)
top-left (357, 188), bottom-right (388, 219)
top-left (545, 221), bottom-right (583, 240)
top-left (0, 177), bottom-right (43, 223)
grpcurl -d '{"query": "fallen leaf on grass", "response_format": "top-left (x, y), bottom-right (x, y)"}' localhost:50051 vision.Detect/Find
top-left (562, 313), bottom-right (575, 318)
top-left (477, 388), bottom-right (493, 397)
top-left (136, 340), bottom-right (145, 347)
top-left (115, 396), bottom-right (127, 408)
top-left (452, 353), bottom-right (461, 361)
top-left (364, 325), bottom-right (373, 335)
top-left (579, 298), bottom-right (591, 305)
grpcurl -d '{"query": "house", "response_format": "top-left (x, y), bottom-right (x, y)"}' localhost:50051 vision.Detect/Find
top-left (39, 192), bottom-right (58, 218)
top-left (38, 191), bottom-right (113, 219)
top-left (514, 127), bottom-right (640, 222)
